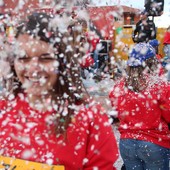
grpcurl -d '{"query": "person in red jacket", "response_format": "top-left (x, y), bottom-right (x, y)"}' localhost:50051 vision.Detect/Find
top-left (148, 39), bottom-right (164, 76)
top-left (163, 25), bottom-right (170, 80)
top-left (109, 43), bottom-right (170, 170)
top-left (0, 12), bottom-right (118, 170)
top-left (163, 25), bottom-right (170, 53)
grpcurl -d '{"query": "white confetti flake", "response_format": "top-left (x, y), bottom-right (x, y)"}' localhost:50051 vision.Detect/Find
top-left (22, 149), bottom-right (35, 159)
top-left (46, 159), bottom-right (53, 165)
top-left (83, 158), bottom-right (89, 165)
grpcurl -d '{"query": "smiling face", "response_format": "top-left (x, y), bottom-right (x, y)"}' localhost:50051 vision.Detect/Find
top-left (14, 34), bottom-right (59, 97)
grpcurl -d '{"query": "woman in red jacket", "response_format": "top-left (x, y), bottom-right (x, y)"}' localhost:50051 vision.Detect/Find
top-left (0, 12), bottom-right (118, 170)
top-left (109, 43), bottom-right (170, 170)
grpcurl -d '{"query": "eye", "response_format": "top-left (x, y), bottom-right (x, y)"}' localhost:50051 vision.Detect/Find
top-left (17, 55), bottom-right (31, 62)
top-left (39, 54), bottom-right (56, 62)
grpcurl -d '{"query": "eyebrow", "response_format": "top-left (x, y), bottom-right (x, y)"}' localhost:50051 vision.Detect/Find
top-left (40, 53), bottom-right (52, 56)
top-left (39, 53), bottom-right (56, 58)
top-left (17, 53), bottom-right (55, 58)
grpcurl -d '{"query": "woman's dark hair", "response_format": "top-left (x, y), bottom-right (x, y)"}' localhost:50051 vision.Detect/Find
top-left (16, 13), bottom-right (55, 42)
top-left (12, 12), bottom-right (88, 135)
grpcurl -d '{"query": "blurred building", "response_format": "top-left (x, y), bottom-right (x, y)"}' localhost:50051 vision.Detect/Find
top-left (0, 1), bottom-right (140, 24)
top-left (0, 0), bottom-right (141, 44)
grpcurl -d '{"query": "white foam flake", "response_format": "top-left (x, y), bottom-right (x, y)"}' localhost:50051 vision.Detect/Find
top-left (26, 122), bottom-right (38, 129)
top-left (40, 77), bottom-right (47, 85)
top-left (46, 159), bottom-right (53, 165)
top-left (8, 94), bottom-right (15, 100)
top-left (22, 149), bottom-right (35, 159)
top-left (108, 110), bottom-right (118, 117)
top-left (94, 134), bottom-right (99, 141)
top-left (10, 123), bottom-right (23, 130)
top-left (75, 143), bottom-right (82, 150)
top-left (134, 122), bottom-right (143, 128)
top-left (83, 158), bottom-right (89, 165)
top-left (0, 0), bottom-right (4, 6)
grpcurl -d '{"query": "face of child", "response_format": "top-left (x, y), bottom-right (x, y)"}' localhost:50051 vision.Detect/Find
top-left (14, 34), bottom-right (59, 96)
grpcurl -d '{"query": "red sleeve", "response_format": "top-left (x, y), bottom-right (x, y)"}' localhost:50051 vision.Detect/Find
top-left (157, 62), bottom-right (165, 76)
top-left (159, 83), bottom-right (170, 123)
top-left (0, 99), bottom-right (7, 110)
top-left (83, 105), bottom-right (118, 170)
top-left (109, 79), bottom-right (124, 108)
top-left (163, 32), bottom-right (170, 44)
top-left (85, 32), bottom-right (100, 52)
top-left (109, 90), bottom-right (116, 107)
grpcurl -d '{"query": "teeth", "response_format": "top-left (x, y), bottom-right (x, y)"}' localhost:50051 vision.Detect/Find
top-left (32, 72), bottom-right (38, 77)
top-left (26, 76), bottom-right (47, 84)
top-left (29, 78), bottom-right (39, 82)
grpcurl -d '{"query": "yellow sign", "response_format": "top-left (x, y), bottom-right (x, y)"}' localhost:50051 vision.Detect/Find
top-left (0, 156), bottom-right (65, 170)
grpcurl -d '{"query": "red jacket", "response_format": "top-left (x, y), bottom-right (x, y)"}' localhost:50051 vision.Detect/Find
top-left (85, 32), bottom-right (100, 52)
top-left (109, 78), bottom-right (170, 149)
top-left (0, 94), bottom-right (118, 170)
top-left (163, 31), bottom-right (170, 45)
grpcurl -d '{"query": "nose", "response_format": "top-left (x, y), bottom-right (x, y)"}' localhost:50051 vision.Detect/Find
top-left (26, 57), bottom-right (42, 72)
top-left (32, 57), bottom-right (40, 67)
top-left (30, 57), bottom-right (42, 66)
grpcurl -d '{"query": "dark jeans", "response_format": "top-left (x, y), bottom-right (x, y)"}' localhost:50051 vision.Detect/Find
top-left (119, 139), bottom-right (170, 170)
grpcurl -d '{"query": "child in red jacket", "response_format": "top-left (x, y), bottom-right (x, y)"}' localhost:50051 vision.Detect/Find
top-left (109, 43), bottom-right (170, 170)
